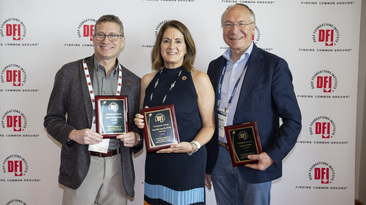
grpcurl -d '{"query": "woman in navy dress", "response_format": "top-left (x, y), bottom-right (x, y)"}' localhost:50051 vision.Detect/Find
top-left (135, 20), bottom-right (215, 205)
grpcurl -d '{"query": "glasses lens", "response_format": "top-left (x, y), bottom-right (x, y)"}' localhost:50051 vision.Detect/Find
top-left (95, 33), bottom-right (105, 41)
top-left (95, 33), bottom-right (121, 41)
top-left (109, 34), bottom-right (118, 42)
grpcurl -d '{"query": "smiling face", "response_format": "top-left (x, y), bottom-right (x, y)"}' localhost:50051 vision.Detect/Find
top-left (93, 21), bottom-right (125, 63)
top-left (222, 5), bottom-right (255, 58)
top-left (160, 27), bottom-right (187, 69)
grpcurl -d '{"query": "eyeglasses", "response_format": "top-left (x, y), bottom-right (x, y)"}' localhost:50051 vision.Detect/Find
top-left (94, 33), bottom-right (123, 42)
top-left (223, 21), bottom-right (253, 29)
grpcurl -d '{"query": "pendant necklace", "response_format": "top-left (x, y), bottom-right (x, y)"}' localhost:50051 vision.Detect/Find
top-left (149, 67), bottom-right (182, 104)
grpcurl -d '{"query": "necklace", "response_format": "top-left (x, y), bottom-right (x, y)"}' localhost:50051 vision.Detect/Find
top-left (149, 67), bottom-right (183, 104)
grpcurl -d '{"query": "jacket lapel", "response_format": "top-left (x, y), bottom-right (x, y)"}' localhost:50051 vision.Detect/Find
top-left (213, 57), bottom-right (228, 94)
top-left (236, 44), bottom-right (264, 109)
top-left (80, 56), bottom-right (95, 128)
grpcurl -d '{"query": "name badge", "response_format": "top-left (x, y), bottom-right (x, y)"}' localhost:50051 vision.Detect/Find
top-left (88, 116), bottom-right (110, 153)
top-left (218, 109), bottom-right (228, 140)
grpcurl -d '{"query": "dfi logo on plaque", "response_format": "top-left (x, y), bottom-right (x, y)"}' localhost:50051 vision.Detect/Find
top-left (77, 18), bottom-right (96, 41)
top-left (155, 113), bottom-right (166, 123)
top-left (0, 18), bottom-right (27, 41)
top-left (108, 102), bottom-right (119, 112)
top-left (0, 64), bottom-right (27, 87)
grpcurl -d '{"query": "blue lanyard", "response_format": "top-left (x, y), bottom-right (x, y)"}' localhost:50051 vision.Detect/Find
top-left (217, 60), bottom-right (249, 110)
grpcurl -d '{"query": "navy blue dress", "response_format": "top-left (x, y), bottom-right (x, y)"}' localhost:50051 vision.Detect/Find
top-left (143, 66), bottom-right (206, 205)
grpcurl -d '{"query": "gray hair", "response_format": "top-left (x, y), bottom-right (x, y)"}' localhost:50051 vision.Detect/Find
top-left (221, 3), bottom-right (256, 27)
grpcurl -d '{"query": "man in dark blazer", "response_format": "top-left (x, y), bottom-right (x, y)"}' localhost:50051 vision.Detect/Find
top-left (205, 4), bottom-right (302, 205)
top-left (44, 15), bottom-right (142, 205)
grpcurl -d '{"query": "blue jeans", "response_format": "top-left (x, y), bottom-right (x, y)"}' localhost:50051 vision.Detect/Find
top-left (211, 146), bottom-right (272, 205)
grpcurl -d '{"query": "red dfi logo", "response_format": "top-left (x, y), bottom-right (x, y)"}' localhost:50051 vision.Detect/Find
top-left (314, 167), bottom-right (329, 184)
top-left (0, 18), bottom-right (26, 40)
top-left (7, 160), bottom-right (23, 176)
top-left (1, 64), bottom-right (27, 87)
top-left (309, 116), bottom-right (336, 139)
top-left (318, 29), bottom-right (334, 46)
top-left (6, 24), bottom-right (21, 40)
top-left (1, 109), bottom-right (27, 132)
top-left (315, 121), bottom-right (331, 138)
top-left (83, 24), bottom-right (94, 41)
top-left (309, 162), bottom-right (335, 184)
top-left (2, 155), bottom-right (28, 177)
top-left (316, 75), bottom-right (332, 93)
top-left (6, 70), bottom-right (21, 86)
top-left (7, 115), bottom-right (22, 132)
top-left (77, 19), bottom-right (96, 41)
top-left (313, 23), bottom-right (339, 46)
top-left (311, 70), bottom-right (338, 93)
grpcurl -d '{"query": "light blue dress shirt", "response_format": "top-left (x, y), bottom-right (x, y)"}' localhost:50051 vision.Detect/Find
top-left (218, 42), bottom-right (254, 143)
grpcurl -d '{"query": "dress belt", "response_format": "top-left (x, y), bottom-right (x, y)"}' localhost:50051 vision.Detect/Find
top-left (219, 141), bottom-right (230, 151)
top-left (90, 149), bottom-right (120, 157)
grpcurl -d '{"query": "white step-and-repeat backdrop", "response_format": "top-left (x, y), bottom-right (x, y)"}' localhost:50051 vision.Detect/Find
top-left (0, 0), bottom-right (361, 204)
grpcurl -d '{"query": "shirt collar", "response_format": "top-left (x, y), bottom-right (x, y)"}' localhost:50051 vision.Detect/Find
top-left (93, 55), bottom-right (119, 77)
top-left (223, 42), bottom-right (254, 64)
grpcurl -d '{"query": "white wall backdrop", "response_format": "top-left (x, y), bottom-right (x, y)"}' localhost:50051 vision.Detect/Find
top-left (0, 0), bottom-right (361, 204)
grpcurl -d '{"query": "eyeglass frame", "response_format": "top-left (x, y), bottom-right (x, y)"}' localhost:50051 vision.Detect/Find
top-left (94, 33), bottom-right (123, 42)
top-left (222, 21), bottom-right (254, 29)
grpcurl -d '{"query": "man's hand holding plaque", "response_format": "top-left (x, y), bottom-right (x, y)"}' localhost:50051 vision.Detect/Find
top-left (140, 104), bottom-right (180, 153)
top-left (95, 95), bottom-right (129, 138)
top-left (224, 122), bottom-right (262, 166)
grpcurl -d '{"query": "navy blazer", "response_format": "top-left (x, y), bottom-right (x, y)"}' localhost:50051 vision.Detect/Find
top-left (206, 44), bottom-right (302, 183)
top-left (44, 55), bottom-right (142, 197)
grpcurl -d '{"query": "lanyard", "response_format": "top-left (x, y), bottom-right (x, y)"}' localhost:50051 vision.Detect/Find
top-left (217, 61), bottom-right (248, 111)
top-left (82, 59), bottom-right (122, 110)
top-left (150, 68), bottom-right (182, 104)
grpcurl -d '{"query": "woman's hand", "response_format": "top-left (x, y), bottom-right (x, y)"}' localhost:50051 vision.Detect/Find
top-left (156, 142), bottom-right (192, 154)
top-left (134, 113), bottom-right (145, 129)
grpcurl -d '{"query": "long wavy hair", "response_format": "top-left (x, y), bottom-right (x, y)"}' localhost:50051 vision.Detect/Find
top-left (151, 20), bottom-right (196, 72)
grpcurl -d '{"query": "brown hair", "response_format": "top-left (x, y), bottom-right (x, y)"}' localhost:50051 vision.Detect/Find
top-left (95, 14), bottom-right (124, 37)
top-left (151, 20), bottom-right (196, 72)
